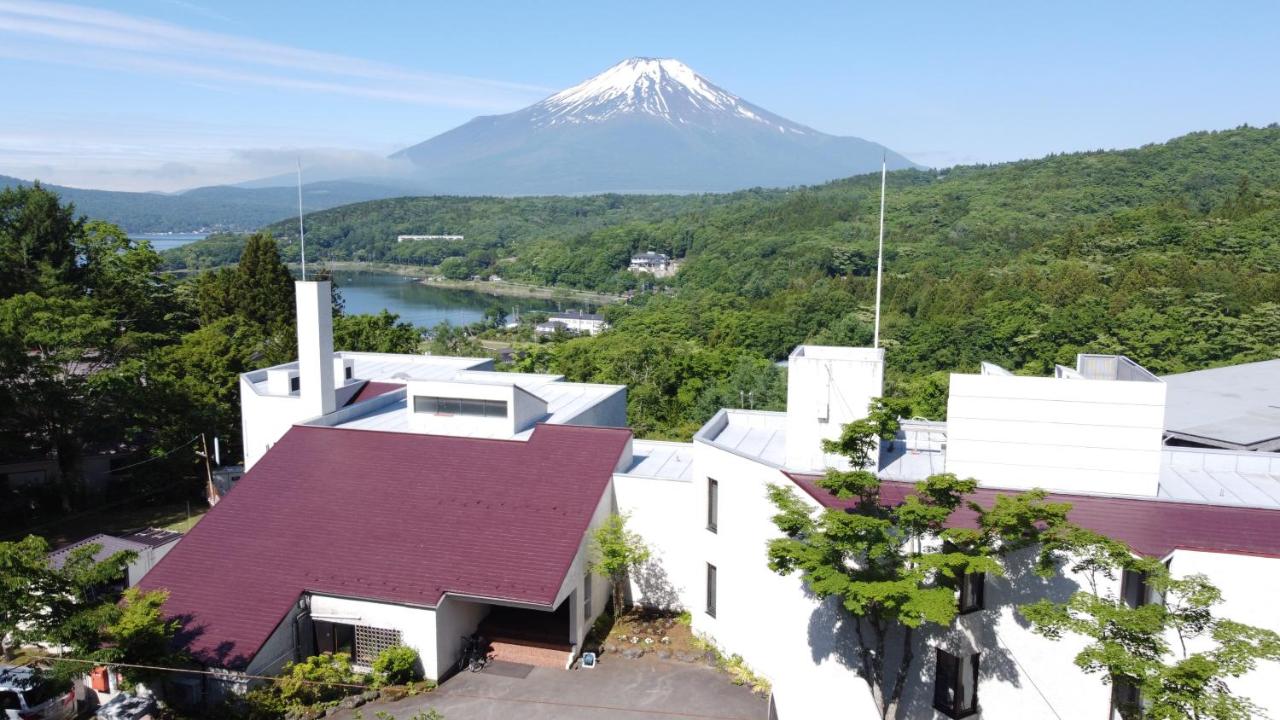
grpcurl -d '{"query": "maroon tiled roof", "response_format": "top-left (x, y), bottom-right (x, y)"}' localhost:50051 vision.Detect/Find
top-left (344, 380), bottom-right (402, 406)
top-left (139, 423), bottom-right (631, 669)
top-left (786, 473), bottom-right (1280, 559)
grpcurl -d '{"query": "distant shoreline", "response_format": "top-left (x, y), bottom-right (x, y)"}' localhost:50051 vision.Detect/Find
top-left (320, 261), bottom-right (623, 304)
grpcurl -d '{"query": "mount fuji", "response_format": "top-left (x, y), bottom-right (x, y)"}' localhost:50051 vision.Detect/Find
top-left (391, 57), bottom-right (919, 195)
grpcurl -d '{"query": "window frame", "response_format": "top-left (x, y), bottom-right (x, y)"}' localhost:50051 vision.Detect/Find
top-left (707, 478), bottom-right (719, 533)
top-left (1121, 569), bottom-right (1149, 609)
top-left (411, 396), bottom-right (509, 419)
top-left (933, 648), bottom-right (980, 719)
top-left (957, 570), bottom-right (985, 614)
top-left (289, 375), bottom-right (300, 394)
top-left (705, 563), bottom-right (717, 618)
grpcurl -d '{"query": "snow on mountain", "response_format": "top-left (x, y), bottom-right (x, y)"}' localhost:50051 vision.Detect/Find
top-left (390, 57), bottom-right (918, 195)
top-left (530, 57), bottom-right (805, 133)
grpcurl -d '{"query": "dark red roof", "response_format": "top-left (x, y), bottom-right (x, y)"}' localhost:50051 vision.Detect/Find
top-left (344, 380), bottom-right (402, 406)
top-left (787, 473), bottom-right (1280, 559)
top-left (139, 423), bottom-right (631, 669)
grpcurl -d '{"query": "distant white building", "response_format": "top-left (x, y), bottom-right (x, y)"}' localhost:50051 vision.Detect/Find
top-left (629, 251), bottom-right (677, 277)
top-left (535, 311), bottom-right (608, 337)
top-left (396, 234), bottom-right (464, 242)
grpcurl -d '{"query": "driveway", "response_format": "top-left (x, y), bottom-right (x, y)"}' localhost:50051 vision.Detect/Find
top-left (330, 658), bottom-right (768, 720)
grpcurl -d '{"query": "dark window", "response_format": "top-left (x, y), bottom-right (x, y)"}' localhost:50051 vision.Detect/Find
top-left (412, 396), bottom-right (508, 418)
top-left (1121, 569), bottom-right (1148, 609)
top-left (344, 366), bottom-right (353, 380)
top-left (289, 376), bottom-right (300, 394)
top-left (0, 691), bottom-right (21, 711)
top-left (1111, 677), bottom-right (1142, 719)
top-left (707, 479), bottom-right (719, 533)
top-left (958, 571), bottom-right (985, 614)
top-left (706, 563), bottom-right (717, 618)
top-left (934, 648), bottom-right (979, 718)
top-left (314, 620), bottom-right (355, 656)
top-left (583, 571), bottom-right (593, 619)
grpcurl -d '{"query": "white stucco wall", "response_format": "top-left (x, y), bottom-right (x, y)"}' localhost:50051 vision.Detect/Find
top-left (784, 346), bottom-right (885, 473)
top-left (946, 372), bottom-right (1167, 496)
top-left (308, 594), bottom-right (438, 676)
top-left (433, 596), bottom-right (490, 677)
top-left (1167, 550), bottom-right (1280, 716)
top-left (614, 472), bottom-right (699, 611)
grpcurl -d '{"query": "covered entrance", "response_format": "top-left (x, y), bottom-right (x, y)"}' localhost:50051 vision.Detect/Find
top-left (476, 597), bottom-right (574, 669)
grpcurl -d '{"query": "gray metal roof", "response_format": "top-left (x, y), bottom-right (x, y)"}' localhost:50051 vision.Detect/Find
top-left (1158, 446), bottom-right (1280, 508)
top-left (46, 533), bottom-right (149, 568)
top-left (1161, 359), bottom-right (1280, 450)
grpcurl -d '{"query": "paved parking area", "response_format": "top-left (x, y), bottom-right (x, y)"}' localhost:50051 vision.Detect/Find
top-left (331, 658), bottom-right (768, 720)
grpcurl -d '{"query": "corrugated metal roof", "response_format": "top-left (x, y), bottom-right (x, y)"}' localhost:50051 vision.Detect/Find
top-left (622, 440), bottom-right (695, 481)
top-left (47, 534), bottom-right (149, 568)
top-left (1159, 447), bottom-right (1280, 508)
top-left (137, 423), bottom-right (632, 669)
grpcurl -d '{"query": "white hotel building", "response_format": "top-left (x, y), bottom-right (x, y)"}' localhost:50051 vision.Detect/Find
top-left (140, 281), bottom-right (1280, 719)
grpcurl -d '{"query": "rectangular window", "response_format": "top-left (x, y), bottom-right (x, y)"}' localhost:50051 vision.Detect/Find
top-left (1111, 678), bottom-right (1142, 719)
top-left (1121, 569), bottom-right (1149, 609)
top-left (313, 620), bottom-right (354, 657)
top-left (344, 366), bottom-right (353, 380)
top-left (933, 648), bottom-right (979, 718)
top-left (706, 563), bottom-right (717, 618)
top-left (958, 571), bottom-right (985, 614)
top-left (583, 570), bottom-right (593, 620)
top-left (412, 396), bottom-right (508, 418)
top-left (289, 376), bottom-right (300, 394)
top-left (707, 479), bottom-right (719, 533)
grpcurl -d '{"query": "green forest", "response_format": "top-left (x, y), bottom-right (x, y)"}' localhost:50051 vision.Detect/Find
top-left (164, 125), bottom-right (1280, 436)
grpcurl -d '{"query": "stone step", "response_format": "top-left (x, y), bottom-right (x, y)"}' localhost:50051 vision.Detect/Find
top-left (487, 640), bottom-right (570, 669)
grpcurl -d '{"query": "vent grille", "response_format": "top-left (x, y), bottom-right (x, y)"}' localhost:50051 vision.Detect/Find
top-left (354, 625), bottom-right (402, 667)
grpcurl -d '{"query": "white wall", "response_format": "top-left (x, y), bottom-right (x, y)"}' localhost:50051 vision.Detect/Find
top-left (614, 472), bottom-right (699, 611)
top-left (784, 346), bottom-right (884, 472)
top-left (295, 281), bottom-right (336, 419)
top-left (1167, 550), bottom-right (1280, 716)
top-left (307, 594), bottom-right (439, 676)
top-left (433, 597), bottom-right (490, 678)
top-left (405, 379), bottom-right (546, 436)
top-left (946, 372), bottom-right (1167, 496)
top-left (240, 381), bottom-right (312, 470)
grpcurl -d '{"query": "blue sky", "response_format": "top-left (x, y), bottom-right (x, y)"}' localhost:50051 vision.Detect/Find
top-left (2, 0), bottom-right (1278, 191)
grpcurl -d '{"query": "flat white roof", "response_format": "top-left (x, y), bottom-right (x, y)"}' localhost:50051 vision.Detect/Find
top-left (696, 409), bottom-right (788, 467)
top-left (245, 351), bottom-right (491, 397)
top-left (1162, 359), bottom-right (1280, 449)
top-left (789, 345), bottom-right (883, 362)
top-left (621, 440), bottom-right (695, 481)
top-left (1158, 446), bottom-right (1280, 508)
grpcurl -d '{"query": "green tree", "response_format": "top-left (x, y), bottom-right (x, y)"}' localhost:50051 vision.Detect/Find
top-left (335, 311), bottom-right (421, 354)
top-left (92, 588), bottom-right (183, 687)
top-left (234, 232), bottom-right (295, 329)
top-left (589, 513), bottom-right (651, 615)
top-left (0, 183), bottom-right (80, 297)
top-left (766, 401), bottom-right (1072, 718)
top-left (1020, 533), bottom-right (1280, 720)
top-left (0, 535), bottom-right (133, 658)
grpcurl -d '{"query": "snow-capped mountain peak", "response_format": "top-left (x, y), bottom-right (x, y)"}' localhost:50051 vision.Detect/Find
top-left (531, 57), bottom-right (805, 133)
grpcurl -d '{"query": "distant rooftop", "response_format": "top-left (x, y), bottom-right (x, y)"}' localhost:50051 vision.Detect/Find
top-left (47, 528), bottom-right (180, 567)
top-left (550, 310), bottom-right (605, 322)
top-left (1162, 359), bottom-right (1280, 451)
top-left (311, 371), bottom-right (624, 441)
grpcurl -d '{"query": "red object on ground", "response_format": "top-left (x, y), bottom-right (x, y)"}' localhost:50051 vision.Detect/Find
top-left (89, 666), bottom-right (109, 692)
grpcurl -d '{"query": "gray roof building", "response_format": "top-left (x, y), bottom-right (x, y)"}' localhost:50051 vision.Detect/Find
top-left (1162, 359), bottom-right (1280, 451)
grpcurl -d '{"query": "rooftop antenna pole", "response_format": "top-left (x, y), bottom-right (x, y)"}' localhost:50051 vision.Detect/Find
top-left (297, 157), bottom-right (307, 281)
top-left (873, 154), bottom-right (886, 348)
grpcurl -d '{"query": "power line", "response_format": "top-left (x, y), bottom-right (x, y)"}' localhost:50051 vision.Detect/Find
top-left (105, 435), bottom-right (202, 475)
top-left (38, 657), bottom-right (368, 690)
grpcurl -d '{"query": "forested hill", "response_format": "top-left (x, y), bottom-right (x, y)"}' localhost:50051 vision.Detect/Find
top-left (163, 125), bottom-right (1280, 436)
top-left (0, 175), bottom-right (404, 232)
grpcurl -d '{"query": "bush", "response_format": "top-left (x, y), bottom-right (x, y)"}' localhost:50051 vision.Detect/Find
top-left (276, 652), bottom-right (364, 707)
top-left (372, 645), bottom-right (422, 686)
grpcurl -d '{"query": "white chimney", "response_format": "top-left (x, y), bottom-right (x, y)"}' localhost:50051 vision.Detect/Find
top-left (784, 345), bottom-right (885, 472)
top-left (295, 281), bottom-right (336, 417)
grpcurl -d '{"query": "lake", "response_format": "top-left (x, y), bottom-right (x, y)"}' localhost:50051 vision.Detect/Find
top-left (332, 270), bottom-right (567, 328)
top-left (131, 232), bottom-right (209, 251)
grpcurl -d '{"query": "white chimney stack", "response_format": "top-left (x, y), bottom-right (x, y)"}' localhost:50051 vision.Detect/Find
top-left (784, 345), bottom-right (885, 472)
top-left (295, 280), bottom-right (336, 418)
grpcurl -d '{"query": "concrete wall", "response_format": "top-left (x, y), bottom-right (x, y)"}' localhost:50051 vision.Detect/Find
top-left (433, 597), bottom-right (490, 677)
top-left (946, 372), bottom-right (1167, 496)
top-left (1167, 550), bottom-right (1280, 715)
top-left (246, 604), bottom-right (304, 678)
top-left (240, 380), bottom-right (313, 470)
top-left (614, 472), bottom-right (699, 611)
top-left (784, 346), bottom-right (884, 472)
top-left (307, 594), bottom-right (438, 675)
top-left (563, 385), bottom-right (629, 429)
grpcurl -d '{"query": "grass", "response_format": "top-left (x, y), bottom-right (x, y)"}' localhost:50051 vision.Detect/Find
top-left (30, 499), bottom-right (208, 548)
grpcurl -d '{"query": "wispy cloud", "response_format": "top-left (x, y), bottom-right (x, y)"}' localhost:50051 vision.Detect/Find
top-left (0, 0), bottom-right (552, 110)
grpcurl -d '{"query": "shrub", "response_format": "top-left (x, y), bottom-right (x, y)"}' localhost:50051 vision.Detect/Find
top-left (276, 652), bottom-right (364, 707)
top-left (372, 645), bottom-right (422, 687)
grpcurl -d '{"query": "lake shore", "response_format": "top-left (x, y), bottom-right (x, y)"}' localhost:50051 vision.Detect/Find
top-left (323, 261), bottom-right (622, 304)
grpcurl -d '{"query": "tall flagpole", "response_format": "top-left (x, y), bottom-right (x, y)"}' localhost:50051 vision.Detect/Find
top-left (297, 158), bottom-right (307, 281)
top-left (873, 154), bottom-right (886, 348)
